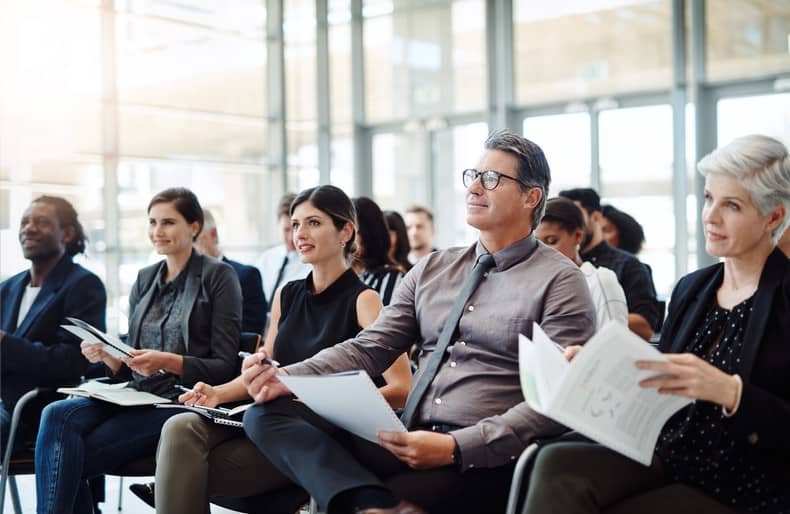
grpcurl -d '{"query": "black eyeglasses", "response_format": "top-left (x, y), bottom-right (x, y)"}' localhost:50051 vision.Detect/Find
top-left (462, 169), bottom-right (532, 191)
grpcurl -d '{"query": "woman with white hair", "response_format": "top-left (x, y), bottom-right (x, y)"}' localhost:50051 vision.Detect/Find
top-left (523, 134), bottom-right (790, 514)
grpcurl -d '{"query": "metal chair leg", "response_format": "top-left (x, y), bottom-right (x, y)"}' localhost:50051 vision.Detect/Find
top-left (8, 477), bottom-right (21, 514)
top-left (0, 388), bottom-right (40, 514)
top-left (117, 476), bottom-right (123, 511)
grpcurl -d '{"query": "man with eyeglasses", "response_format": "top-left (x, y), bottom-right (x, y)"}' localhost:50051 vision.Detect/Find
top-left (238, 130), bottom-right (596, 514)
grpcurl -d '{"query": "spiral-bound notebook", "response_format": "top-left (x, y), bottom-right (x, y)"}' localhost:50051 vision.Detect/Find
top-left (155, 403), bottom-right (252, 428)
top-left (279, 370), bottom-right (406, 444)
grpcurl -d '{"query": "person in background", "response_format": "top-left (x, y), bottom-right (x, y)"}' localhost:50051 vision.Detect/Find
top-left (354, 197), bottom-right (405, 306)
top-left (524, 134), bottom-right (790, 514)
top-left (195, 208), bottom-right (267, 334)
top-left (257, 193), bottom-right (311, 309)
top-left (559, 188), bottom-right (659, 341)
top-left (404, 205), bottom-right (437, 264)
top-left (536, 197), bottom-right (628, 330)
top-left (0, 196), bottom-right (106, 453)
top-left (600, 204), bottom-right (646, 255)
top-left (35, 188), bottom-right (241, 514)
top-left (384, 210), bottom-right (412, 274)
top-left (150, 185), bottom-right (411, 514)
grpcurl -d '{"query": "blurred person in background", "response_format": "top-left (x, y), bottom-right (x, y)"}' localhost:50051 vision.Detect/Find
top-left (536, 197), bottom-right (628, 330)
top-left (257, 193), bottom-right (311, 311)
top-left (353, 197), bottom-right (405, 306)
top-left (560, 187), bottom-right (659, 341)
top-left (384, 210), bottom-right (412, 274)
top-left (601, 204), bottom-right (646, 255)
top-left (195, 208), bottom-right (266, 334)
top-left (404, 205), bottom-right (437, 264)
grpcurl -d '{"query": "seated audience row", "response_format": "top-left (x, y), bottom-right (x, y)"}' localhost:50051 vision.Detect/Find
top-left (1, 131), bottom-right (786, 514)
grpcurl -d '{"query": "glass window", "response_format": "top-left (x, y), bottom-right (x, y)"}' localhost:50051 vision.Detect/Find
top-left (364, 0), bottom-right (486, 123)
top-left (599, 104), bottom-right (675, 298)
top-left (524, 112), bottom-right (592, 196)
top-left (514, 0), bottom-right (672, 105)
top-left (717, 93), bottom-right (790, 145)
top-left (372, 131), bottom-right (427, 210)
top-left (706, 0), bottom-right (790, 82)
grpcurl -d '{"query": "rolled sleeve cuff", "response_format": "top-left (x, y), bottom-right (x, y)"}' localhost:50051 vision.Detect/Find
top-left (450, 425), bottom-right (487, 471)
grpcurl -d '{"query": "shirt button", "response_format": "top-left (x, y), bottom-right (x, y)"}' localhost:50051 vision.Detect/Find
top-left (434, 398), bottom-right (442, 405)
top-left (450, 362), bottom-right (457, 368)
top-left (458, 341), bottom-right (466, 346)
top-left (483, 272), bottom-right (489, 277)
top-left (446, 346), bottom-right (454, 353)
top-left (468, 305), bottom-right (475, 312)
top-left (747, 432), bottom-right (759, 445)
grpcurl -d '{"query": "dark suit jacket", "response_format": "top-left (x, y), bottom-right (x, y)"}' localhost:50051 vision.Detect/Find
top-left (0, 254), bottom-right (107, 417)
top-left (223, 256), bottom-right (267, 334)
top-left (121, 251), bottom-right (241, 386)
top-left (658, 248), bottom-right (790, 482)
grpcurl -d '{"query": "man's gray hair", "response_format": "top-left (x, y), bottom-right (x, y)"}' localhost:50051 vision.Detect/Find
top-left (698, 134), bottom-right (790, 243)
top-left (202, 209), bottom-right (218, 242)
top-left (484, 129), bottom-right (551, 229)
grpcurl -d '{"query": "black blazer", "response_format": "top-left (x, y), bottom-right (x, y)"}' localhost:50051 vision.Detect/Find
top-left (658, 248), bottom-right (790, 481)
top-left (123, 252), bottom-right (241, 386)
top-left (0, 254), bottom-right (107, 412)
top-left (223, 256), bottom-right (267, 334)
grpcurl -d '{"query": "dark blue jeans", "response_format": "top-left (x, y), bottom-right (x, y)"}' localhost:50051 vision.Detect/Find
top-left (35, 397), bottom-right (178, 514)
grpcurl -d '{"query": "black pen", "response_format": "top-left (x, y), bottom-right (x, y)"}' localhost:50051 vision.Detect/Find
top-left (238, 351), bottom-right (280, 367)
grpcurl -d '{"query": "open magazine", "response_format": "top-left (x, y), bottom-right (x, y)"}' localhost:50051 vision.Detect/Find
top-left (58, 380), bottom-right (171, 407)
top-left (154, 403), bottom-right (253, 428)
top-left (61, 317), bottom-right (135, 359)
top-left (519, 321), bottom-right (692, 465)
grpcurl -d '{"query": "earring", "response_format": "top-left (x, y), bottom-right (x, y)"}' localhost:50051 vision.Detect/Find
top-left (340, 241), bottom-right (346, 248)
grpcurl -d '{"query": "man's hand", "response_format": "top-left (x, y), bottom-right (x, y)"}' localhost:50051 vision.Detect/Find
top-left (0, 329), bottom-right (5, 342)
top-left (637, 353), bottom-right (740, 409)
top-left (563, 345), bottom-right (583, 362)
top-left (81, 340), bottom-right (123, 373)
top-left (240, 350), bottom-right (291, 403)
top-left (377, 430), bottom-right (456, 470)
top-left (123, 349), bottom-right (171, 376)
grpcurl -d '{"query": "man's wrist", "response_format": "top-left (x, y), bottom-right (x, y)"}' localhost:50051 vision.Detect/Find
top-left (449, 435), bottom-right (462, 468)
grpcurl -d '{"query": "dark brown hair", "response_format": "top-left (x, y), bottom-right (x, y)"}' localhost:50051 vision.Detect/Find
top-left (147, 188), bottom-right (204, 241)
top-left (291, 185), bottom-right (357, 258)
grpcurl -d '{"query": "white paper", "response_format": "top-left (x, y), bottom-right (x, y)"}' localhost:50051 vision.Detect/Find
top-left (279, 371), bottom-right (406, 444)
top-left (519, 321), bottom-right (692, 465)
top-left (58, 380), bottom-right (170, 407)
top-left (62, 317), bottom-right (135, 358)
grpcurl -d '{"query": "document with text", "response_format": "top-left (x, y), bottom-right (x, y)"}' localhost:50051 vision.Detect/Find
top-left (58, 380), bottom-right (171, 407)
top-left (279, 370), bottom-right (406, 444)
top-left (519, 321), bottom-right (692, 465)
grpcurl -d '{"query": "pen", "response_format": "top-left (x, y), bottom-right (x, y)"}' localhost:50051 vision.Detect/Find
top-left (552, 342), bottom-right (567, 354)
top-left (238, 351), bottom-right (280, 367)
top-left (174, 384), bottom-right (192, 394)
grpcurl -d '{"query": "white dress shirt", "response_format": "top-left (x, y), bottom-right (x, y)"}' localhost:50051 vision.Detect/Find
top-left (256, 244), bottom-right (311, 304)
top-left (580, 261), bottom-right (629, 330)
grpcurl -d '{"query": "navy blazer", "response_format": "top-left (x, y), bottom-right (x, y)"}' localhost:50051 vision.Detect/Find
top-left (223, 256), bottom-right (267, 334)
top-left (658, 248), bottom-right (790, 482)
top-left (121, 251), bottom-right (241, 386)
top-left (0, 254), bottom-right (107, 411)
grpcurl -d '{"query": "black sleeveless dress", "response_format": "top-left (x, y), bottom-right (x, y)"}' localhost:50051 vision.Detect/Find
top-left (273, 268), bottom-right (371, 367)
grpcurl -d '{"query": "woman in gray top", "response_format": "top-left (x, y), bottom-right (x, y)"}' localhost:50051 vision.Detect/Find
top-left (35, 188), bottom-right (242, 514)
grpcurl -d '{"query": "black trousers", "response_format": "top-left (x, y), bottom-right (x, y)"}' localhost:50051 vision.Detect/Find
top-left (242, 398), bottom-right (515, 514)
top-left (522, 442), bottom-right (739, 514)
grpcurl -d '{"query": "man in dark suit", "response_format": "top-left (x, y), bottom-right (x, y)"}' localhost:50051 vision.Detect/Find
top-left (195, 209), bottom-right (267, 334)
top-left (0, 196), bottom-right (107, 451)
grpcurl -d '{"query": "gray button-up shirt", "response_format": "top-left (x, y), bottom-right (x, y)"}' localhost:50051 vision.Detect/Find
top-left (284, 234), bottom-right (596, 470)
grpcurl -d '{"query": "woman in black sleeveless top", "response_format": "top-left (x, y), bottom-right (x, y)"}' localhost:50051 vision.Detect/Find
top-left (151, 185), bottom-right (411, 514)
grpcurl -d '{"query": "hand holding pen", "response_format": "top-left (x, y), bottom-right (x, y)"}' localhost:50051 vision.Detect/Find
top-left (238, 351), bottom-right (280, 368)
top-left (175, 382), bottom-right (220, 408)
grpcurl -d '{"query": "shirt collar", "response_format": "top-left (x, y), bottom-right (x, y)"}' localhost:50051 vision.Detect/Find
top-left (581, 240), bottom-right (613, 262)
top-left (474, 232), bottom-right (538, 272)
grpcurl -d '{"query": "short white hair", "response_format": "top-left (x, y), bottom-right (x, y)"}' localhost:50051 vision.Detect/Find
top-left (698, 134), bottom-right (790, 244)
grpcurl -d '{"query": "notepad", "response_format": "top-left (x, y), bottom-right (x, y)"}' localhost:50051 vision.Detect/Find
top-left (154, 403), bottom-right (253, 428)
top-left (279, 370), bottom-right (406, 444)
top-left (58, 380), bottom-right (170, 407)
